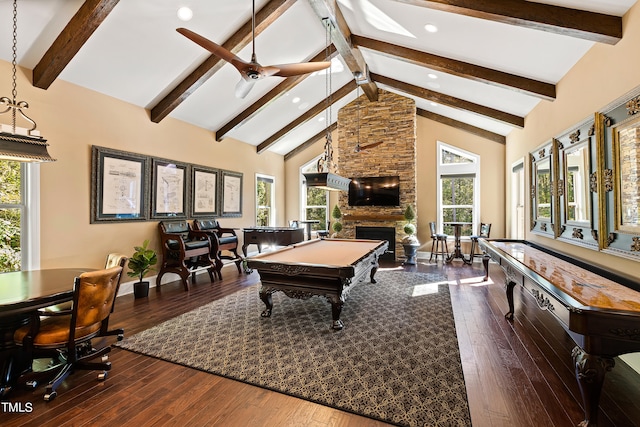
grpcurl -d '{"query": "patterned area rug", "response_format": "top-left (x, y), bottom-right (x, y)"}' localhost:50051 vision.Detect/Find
top-left (116, 270), bottom-right (471, 427)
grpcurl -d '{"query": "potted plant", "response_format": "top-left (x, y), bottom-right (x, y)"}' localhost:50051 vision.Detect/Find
top-left (402, 205), bottom-right (420, 265)
top-left (127, 239), bottom-right (157, 298)
top-left (331, 205), bottom-right (343, 238)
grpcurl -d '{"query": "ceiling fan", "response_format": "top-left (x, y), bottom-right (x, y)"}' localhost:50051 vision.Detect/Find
top-left (177, 0), bottom-right (331, 99)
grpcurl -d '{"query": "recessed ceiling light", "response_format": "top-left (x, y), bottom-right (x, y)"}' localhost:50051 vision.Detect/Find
top-left (428, 73), bottom-right (437, 79)
top-left (430, 102), bottom-right (439, 107)
top-left (424, 23), bottom-right (438, 33)
top-left (292, 97), bottom-right (301, 104)
top-left (318, 117), bottom-right (326, 122)
top-left (177, 6), bottom-right (193, 22)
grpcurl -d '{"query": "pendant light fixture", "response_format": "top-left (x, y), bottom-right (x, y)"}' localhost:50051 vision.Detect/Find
top-left (0, 0), bottom-right (55, 162)
top-left (303, 18), bottom-right (350, 192)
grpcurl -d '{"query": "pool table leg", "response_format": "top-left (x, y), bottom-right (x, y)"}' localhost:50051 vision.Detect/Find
top-left (370, 257), bottom-right (380, 284)
top-left (259, 288), bottom-right (274, 317)
top-left (330, 299), bottom-right (345, 330)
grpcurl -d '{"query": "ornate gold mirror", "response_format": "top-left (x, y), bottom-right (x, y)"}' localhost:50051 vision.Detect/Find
top-left (612, 113), bottom-right (640, 234)
top-left (535, 156), bottom-right (552, 220)
top-left (563, 141), bottom-right (591, 225)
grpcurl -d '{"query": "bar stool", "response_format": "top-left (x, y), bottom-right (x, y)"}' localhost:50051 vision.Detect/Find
top-left (429, 221), bottom-right (449, 263)
top-left (469, 223), bottom-right (491, 261)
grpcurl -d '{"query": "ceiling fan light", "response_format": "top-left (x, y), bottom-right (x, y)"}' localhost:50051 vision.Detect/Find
top-left (424, 23), bottom-right (438, 33)
top-left (177, 7), bottom-right (193, 22)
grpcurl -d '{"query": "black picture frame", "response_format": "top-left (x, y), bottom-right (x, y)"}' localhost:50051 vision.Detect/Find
top-left (151, 157), bottom-right (189, 219)
top-left (91, 146), bottom-right (150, 223)
top-left (221, 170), bottom-right (243, 217)
top-left (190, 165), bottom-right (219, 218)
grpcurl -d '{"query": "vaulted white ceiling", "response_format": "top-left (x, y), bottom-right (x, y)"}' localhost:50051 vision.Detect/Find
top-left (0, 0), bottom-right (636, 155)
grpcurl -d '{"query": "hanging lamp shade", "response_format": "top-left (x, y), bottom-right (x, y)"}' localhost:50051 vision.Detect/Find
top-left (0, 132), bottom-right (55, 162)
top-left (303, 172), bottom-right (351, 192)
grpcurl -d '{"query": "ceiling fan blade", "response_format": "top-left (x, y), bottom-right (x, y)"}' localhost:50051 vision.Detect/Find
top-left (235, 77), bottom-right (255, 99)
top-left (270, 61), bottom-right (331, 78)
top-left (176, 28), bottom-right (250, 71)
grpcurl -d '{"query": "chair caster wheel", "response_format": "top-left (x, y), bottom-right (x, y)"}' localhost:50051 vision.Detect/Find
top-left (44, 391), bottom-right (57, 401)
top-left (101, 355), bottom-right (109, 362)
top-left (98, 371), bottom-right (108, 381)
top-left (26, 380), bottom-right (38, 389)
top-left (117, 334), bottom-right (124, 341)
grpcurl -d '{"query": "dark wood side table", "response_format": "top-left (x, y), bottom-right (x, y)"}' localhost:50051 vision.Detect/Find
top-left (445, 222), bottom-right (471, 265)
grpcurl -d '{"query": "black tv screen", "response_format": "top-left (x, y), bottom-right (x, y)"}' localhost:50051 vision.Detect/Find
top-left (348, 176), bottom-right (400, 206)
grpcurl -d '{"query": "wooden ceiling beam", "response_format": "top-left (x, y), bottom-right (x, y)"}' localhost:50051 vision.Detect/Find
top-left (306, 0), bottom-right (378, 101)
top-left (417, 109), bottom-right (506, 144)
top-left (392, 0), bottom-right (622, 44)
top-left (32, 0), bottom-right (120, 89)
top-left (215, 46), bottom-right (338, 141)
top-left (150, 0), bottom-right (296, 123)
top-left (352, 35), bottom-right (556, 100)
top-left (284, 122), bottom-right (337, 160)
top-left (257, 80), bottom-right (357, 153)
top-left (372, 73), bottom-right (523, 128)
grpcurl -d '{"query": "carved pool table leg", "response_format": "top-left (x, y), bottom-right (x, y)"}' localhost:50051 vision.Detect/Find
top-left (330, 299), bottom-right (345, 330)
top-left (259, 287), bottom-right (274, 318)
top-left (572, 346), bottom-right (615, 427)
top-left (370, 256), bottom-right (380, 284)
top-left (505, 280), bottom-right (516, 320)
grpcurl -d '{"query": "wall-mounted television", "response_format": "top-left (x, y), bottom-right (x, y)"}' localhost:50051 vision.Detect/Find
top-left (348, 176), bottom-right (400, 207)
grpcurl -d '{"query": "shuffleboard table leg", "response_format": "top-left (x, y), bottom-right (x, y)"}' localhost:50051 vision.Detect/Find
top-left (482, 253), bottom-right (490, 281)
top-left (505, 280), bottom-right (516, 320)
top-left (572, 347), bottom-right (615, 427)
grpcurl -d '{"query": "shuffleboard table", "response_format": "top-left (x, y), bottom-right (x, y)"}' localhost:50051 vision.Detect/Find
top-left (242, 226), bottom-right (305, 257)
top-left (479, 239), bottom-right (640, 427)
top-left (246, 238), bottom-right (388, 330)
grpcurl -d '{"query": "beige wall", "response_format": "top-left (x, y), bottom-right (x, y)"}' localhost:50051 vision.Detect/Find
top-left (0, 61), bottom-right (285, 271)
top-left (284, 111), bottom-right (506, 252)
top-left (506, 2), bottom-right (640, 279)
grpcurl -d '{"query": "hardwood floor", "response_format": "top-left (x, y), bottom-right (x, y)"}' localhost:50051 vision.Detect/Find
top-left (3, 259), bottom-right (640, 426)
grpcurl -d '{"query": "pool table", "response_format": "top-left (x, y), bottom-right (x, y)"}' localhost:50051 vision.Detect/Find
top-left (246, 238), bottom-right (389, 330)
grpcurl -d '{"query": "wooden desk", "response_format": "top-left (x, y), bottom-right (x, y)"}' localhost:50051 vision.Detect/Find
top-left (0, 268), bottom-right (91, 395)
top-left (479, 239), bottom-right (640, 427)
top-left (246, 239), bottom-right (388, 330)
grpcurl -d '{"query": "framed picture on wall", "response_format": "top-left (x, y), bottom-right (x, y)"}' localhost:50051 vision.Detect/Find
top-left (221, 170), bottom-right (243, 217)
top-left (91, 146), bottom-right (150, 223)
top-left (151, 158), bottom-right (189, 219)
top-left (190, 165), bottom-right (219, 218)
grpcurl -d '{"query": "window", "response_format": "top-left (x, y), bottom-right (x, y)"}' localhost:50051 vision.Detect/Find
top-left (300, 157), bottom-right (328, 233)
top-left (256, 174), bottom-right (275, 227)
top-left (0, 160), bottom-right (39, 272)
top-left (511, 160), bottom-right (525, 239)
top-left (437, 142), bottom-right (480, 237)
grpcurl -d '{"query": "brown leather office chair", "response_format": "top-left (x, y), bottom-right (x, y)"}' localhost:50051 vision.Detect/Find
top-left (41, 253), bottom-right (128, 321)
top-left (157, 220), bottom-right (215, 290)
top-left (429, 221), bottom-right (449, 263)
top-left (14, 266), bottom-right (123, 401)
top-left (192, 218), bottom-right (243, 279)
top-left (469, 223), bottom-right (491, 261)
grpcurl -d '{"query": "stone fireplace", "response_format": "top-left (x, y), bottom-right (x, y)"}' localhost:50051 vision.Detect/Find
top-left (336, 89), bottom-right (417, 259)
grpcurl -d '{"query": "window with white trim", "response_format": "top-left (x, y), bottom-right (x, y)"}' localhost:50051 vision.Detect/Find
top-left (256, 174), bottom-right (275, 227)
top-left (300, 156), bottom-right (328, 233)
top-left (0, 160), bottom-right (39, 272)
top-left (436, 142), bottom-right (480, 237)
